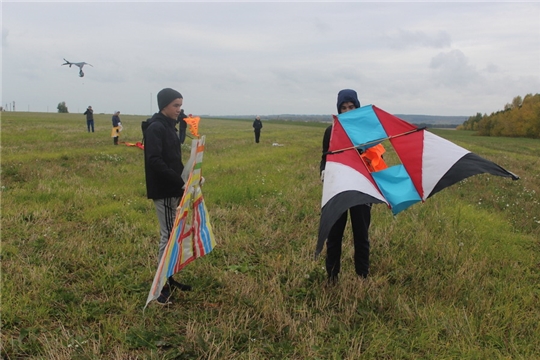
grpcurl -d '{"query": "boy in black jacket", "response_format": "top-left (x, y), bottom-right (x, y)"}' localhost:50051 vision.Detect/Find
top-left (144, 88), bottom-right (192, 304)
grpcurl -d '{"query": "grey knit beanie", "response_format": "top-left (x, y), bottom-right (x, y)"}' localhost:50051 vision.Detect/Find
top-left (157, 88), bottom-right (183, 111)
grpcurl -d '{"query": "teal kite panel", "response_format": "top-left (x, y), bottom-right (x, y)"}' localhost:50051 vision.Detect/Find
top-left (371, 165), bottom-right (421, 215)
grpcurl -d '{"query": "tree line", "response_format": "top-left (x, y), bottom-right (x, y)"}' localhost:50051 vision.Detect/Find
top-left (458, 93), bottom-right (540, 139)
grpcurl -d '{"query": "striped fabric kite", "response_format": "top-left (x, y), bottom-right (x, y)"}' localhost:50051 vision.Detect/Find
top-left (146, 135), bottom-right (216, 307)
top-left (316, 105), bottom-right (519, 257)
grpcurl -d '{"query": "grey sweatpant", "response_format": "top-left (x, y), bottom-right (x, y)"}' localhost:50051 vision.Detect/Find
top-left (153, 197), bottom-right (181, 266)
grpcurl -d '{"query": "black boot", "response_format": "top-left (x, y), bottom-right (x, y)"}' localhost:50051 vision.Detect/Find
top-left (168, 277), bottom-right (192, 291)
top-left (156, 284), bottom-right (172, 305)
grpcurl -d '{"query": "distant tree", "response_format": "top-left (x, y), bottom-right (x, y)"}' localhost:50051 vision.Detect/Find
top-left (465, 93), bottom-right (540, 139)
top-left (57, 102), bottom-right (68, 113)
top-left (512, 95), bottom-right (523, 109)
top-left (460, 112), bottom-right (483, 131)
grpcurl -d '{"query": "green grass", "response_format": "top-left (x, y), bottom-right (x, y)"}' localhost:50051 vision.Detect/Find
top-left (1, 112), bottom-right (539, 359)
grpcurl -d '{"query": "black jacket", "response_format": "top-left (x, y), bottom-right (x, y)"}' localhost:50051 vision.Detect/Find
top-left (320, 125), bottom-right (332, 174)
top-left (253, 119), bottom-right (263, 130)
top-left (144, 112), bottom-right (185, 199)
top-left (84, 108), bottom-right (94, 120)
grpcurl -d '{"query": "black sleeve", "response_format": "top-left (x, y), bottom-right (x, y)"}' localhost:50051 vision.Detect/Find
top-left (320, 126), bottom-right (332, 174)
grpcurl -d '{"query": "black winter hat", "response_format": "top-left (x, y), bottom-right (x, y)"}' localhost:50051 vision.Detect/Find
top-left (157, 88), bottom-right (183, 111)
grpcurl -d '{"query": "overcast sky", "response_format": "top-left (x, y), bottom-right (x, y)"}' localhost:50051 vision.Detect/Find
top-left (2, 1), bottom-right (539, 117)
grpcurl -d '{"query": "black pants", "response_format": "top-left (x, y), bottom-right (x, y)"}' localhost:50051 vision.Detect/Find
top-left (254, 129), bottom-right (261, 143)
top-left (326, 204), bottom-right (371, 278)
top-left (87, 119), bottom-right (94, 132)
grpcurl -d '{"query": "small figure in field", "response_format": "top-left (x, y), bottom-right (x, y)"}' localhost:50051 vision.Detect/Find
top-left (83, 106), bottom-right (94, 133)
top-left (111, 111), bottom-right (122, 145)
top-left (253, 116), bottom-right (263, 143)
top-left (144, 88), bottom-right (192, 305)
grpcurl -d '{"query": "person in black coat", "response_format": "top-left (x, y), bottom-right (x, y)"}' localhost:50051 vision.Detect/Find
top-left (144, 88), bottom-right (192, 304)
top-left (320, 89), bottom-right (371, 284)
top-left (177, 109), bottom-right (188, 144)
top-left (83, 106), bottom-right (94, 133)
top-left (253, 116), bottom-right (263, 143)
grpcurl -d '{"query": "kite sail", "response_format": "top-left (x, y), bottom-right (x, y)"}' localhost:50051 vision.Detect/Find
top-left (316, 105), bottom-right (519, 257)
top-left (145, 135), bottom-right (216, 307)
top-left (122, 141), bottom-right (144, 150)
top-left (62, 58), bottom-right (93, 77)
top-left (185, 115), bottom-right (201, 137)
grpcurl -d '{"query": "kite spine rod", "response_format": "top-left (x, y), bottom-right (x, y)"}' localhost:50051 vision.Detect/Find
top-left (325, 126), bottom-right (426, 155)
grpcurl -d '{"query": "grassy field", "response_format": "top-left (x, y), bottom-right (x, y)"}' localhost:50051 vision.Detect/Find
top-left (1, 111), bottom-right (539, 359)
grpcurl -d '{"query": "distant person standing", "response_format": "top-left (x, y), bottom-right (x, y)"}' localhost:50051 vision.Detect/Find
top-left (253, 116), bottom-right (263, 143)
top-left (111, 111), bottom-right (122, 145)
top-left (177, 109), bottom-right (188, 144)
top-left (84, 106), bottom-right (94, 133)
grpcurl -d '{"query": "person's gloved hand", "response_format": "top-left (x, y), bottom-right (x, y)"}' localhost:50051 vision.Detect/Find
top-left (320, 170), bottom-right (325, 182)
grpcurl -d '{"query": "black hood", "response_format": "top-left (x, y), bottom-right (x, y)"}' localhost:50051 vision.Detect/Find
top-left (337, 89), bottom-right (360, 113)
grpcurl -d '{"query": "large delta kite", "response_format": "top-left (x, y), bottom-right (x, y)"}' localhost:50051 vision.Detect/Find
top-left (316, 105), bottom-right (519, 258)
top-left (62, 58), bottom-right (93, 77)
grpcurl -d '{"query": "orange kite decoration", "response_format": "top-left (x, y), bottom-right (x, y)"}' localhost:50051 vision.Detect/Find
top-left (185, 114), bottom-right (200, 137)
top-left (122, 141), bottom-right (145, 150)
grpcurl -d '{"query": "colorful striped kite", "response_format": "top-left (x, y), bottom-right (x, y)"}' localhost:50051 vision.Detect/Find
top-left (145, 135), bottom-right (215, 307)
top-left (316, 105), bottom-right (519, 257)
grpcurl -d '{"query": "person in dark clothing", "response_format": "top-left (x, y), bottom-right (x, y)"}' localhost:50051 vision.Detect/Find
top-left (84, 106), bottom-right (94, 132)
top-left (111, 111), bottom-right (121, 145)
top-left (177, 109), bottom-right (188, 144)
top-left (320, 89), bottom-right (371, 283)
top-left (253, 116), bottom-right (263, 143)
top-left (144, 88), bottom-right (192, 305)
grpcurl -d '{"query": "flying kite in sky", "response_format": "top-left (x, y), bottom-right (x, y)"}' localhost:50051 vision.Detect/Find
top-left (145, 123), bottom-right (215, 308)
top-left (316, 105), bottom-right (519, 257)
top-left (62, 58), bottom-right (93, 77)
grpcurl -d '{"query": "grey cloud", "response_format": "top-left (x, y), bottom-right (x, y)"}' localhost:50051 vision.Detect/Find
top-left (429, 49), bottom-right (482, 88)
top-left (2, 27), bottom-right (8, 47)
top-left (385, 30), bottom-right (452, 50)
top-left (485, 63), bottom-right (499, 73)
